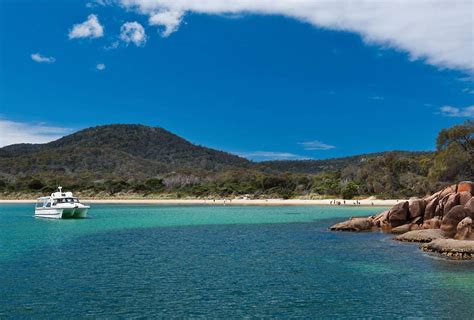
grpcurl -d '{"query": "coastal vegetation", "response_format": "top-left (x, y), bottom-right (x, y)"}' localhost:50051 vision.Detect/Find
top-left (0, 121), bottom-right (472, 199)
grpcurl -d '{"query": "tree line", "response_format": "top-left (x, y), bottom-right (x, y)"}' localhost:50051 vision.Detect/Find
top-left (1, 121), bottom-right (472, 199)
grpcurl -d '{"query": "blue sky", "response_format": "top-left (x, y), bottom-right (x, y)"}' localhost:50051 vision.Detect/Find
top-left (0, 0), bottom-right (473, 160)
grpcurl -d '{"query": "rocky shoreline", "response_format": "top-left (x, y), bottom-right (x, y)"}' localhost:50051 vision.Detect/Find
top-left (330, 181), bottom-right (474, 260)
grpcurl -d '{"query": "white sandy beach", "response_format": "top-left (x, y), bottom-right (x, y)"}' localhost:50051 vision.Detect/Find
top-left (0, 198), bottom-right (401, 206)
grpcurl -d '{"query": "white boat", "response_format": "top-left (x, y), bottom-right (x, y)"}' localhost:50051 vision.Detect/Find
top-left (35, 187), bottom-right (90, 219)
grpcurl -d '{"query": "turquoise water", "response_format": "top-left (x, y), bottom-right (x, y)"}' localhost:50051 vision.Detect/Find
top-left (1, 204), bottom-right (473, 318)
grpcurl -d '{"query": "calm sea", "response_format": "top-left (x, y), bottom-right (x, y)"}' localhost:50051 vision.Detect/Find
top-left (1, 204), bottom-right (473, 318)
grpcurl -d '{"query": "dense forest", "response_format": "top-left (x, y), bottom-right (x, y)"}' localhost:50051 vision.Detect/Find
top-left (0, 121), bottom-right (472, 199)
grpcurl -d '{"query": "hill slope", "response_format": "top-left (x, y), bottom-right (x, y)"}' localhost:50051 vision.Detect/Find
top-left (0, 124), bottom-right (251, 178)
top-left (260, 151), bottom-right (432, 174)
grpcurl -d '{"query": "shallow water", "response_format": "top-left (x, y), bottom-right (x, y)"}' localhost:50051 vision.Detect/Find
top-left (1, 204), bottom-right (473, 318)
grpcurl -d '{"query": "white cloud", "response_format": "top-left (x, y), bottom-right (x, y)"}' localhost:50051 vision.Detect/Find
top-left (31, 53), bottom-right (56, 64)
top-left (118, 0), bottom-right (474, 72)
top-left (0, 119), bottom-right (72, 147)
top-left (148, 10), bottom-right (183, 37)
top-left (235, 151), bottom-right (310, 161)
top-left (299, 140), bottom-right (335, 151)
top-left (68, 14), bottom-right (104, 39)
top-left (120, 22), bottom-right (147, 46)
top-left (96, 63), bottom-right (106, 70)
top-left (439, 105), bottom-right (474, 118)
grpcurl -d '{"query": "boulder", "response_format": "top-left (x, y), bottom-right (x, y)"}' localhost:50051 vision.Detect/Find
top-left (423, 191), bottom-right (440, 204)
top-left (408, 197), bottom-right (425, 219)
top-left (439, 184), bottom-right (457, 198)
top-left (387, 201), bottom-right (409, 227)
top-left (459, 191), bottom-right (472, 206)
top-left (330, 217), bottom-right (374, 232)
top-left (422, 217), bottom-right (441, 229)
top-left (391, 223), bottom-right (421, 234)
top-left (464, 197), bottom-right (474, 216)
top-left (440, 205), bottom-right (471, 236)
top-left (443, 193), bottom-right (460, 216)
top-left (421, 239), bottom-right (474, 259)
top-left (373, 210), bottom-right (389, 227)
top-left (454, 217), bottom-right (473, 240)
top-left (424, 195), bottom-right (439, 220)
top-left (394, 229), bottom-right (447, 243)
top-left (457, 181), bottom-right (474, 195)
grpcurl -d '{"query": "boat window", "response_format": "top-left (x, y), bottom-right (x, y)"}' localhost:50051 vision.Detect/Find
top-left (45, 201), bottom-right (51, 208)
top-left (36, 201), bottom-right (43, 208)
top-left (55, 198), bottom-right (78, 203)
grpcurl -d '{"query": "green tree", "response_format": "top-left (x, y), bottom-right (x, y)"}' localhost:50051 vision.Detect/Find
top-left (436, 120), bottom-right (473, 153)
top-left (28, 179), bottom-right (45, 190)
top-left (430, 121), bottom-right (474, 182)
top-left (341, 181), bottom-right (359, 199)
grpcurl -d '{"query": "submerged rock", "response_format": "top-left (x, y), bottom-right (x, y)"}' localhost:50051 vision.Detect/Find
top-left (421, 239), bottom-right (474, 259)
top-left (394, 229), bottom-right (448, 243)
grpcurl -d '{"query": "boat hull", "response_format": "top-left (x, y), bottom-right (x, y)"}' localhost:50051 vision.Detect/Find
top-left (35, 207), bottom-right (89, 219)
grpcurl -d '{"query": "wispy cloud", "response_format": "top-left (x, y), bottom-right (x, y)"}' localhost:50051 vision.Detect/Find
top-left (235, 151), bottom-right (310, 161)
top-left (96, 63), bottom-right (106, 71)
top-left (104, 41), bottom-right (120, 50)
top-left (439, 105), bottom-right (474, 118)
top-left (31, 53), bottom-right (56, 64)
top-left (86, 0), bottom-right (112, 8)
top-left (462, 88), bottom-right (474, 94)
top-left (0, 119), bottom-right (72, 147)
top-left (117, 0), bottom-right (474, 72)
top-left (299, 140), bottom-right (335, 151)
top-left (370, 95), bottom-right (384, 100)
top-left (68, 14), bottom-right (104, 39)
top-left (120, 22), bottom-right (147, 46)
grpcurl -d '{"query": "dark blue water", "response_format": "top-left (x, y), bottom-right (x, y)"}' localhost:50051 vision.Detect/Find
top-left (1, 204), bottom-right (473, 318)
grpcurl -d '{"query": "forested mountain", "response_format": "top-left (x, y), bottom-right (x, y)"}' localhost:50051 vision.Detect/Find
top-left (0, 122), bottom-right (472, 199)
top-left (0, 124), bottom-right (251, 178)
top-left (260, 151), bottom-right (431, 174)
